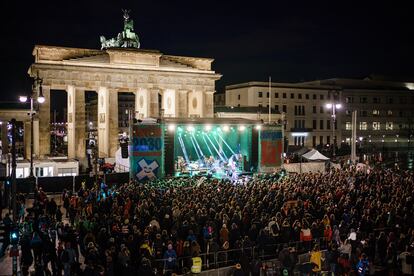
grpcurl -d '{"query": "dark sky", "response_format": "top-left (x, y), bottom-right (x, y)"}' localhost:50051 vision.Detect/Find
top-left (1, 0), bottom-right (414, 103)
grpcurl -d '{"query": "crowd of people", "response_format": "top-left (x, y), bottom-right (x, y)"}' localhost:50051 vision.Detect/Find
top-left (1, 165), bottom-right (414, 275)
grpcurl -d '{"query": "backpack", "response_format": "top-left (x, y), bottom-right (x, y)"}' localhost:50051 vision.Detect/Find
top-left (61, 250), bottom-right (69, 263)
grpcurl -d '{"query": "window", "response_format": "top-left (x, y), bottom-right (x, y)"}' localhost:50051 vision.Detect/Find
top-left (345, 97), bottom-right (353, 103)
top-left (275, 93), bottom-right (279, 98)
top-left (399, 111), bottom-right (404, 117)
top-left (298, 93), bottom-right (302, 99)
top-left (346, 122), bottom-right (352, 130)
top-left (58, 168), bottom-right (77, 176)
top-left (372, 122), bottom-right (380, 130)
top-left (313, 120), bottom-right (317, 130)
top-left (238, 94), bottom-right (241, 100)
top-left (320, 106), bottom-right (324, 114)
top-left (373, 97), bottom-right (381, 104)
top-left (283, 93), bottom-right (286, 98)
top-left (387, 97), bottom-right (393, 104)
top-left (291, 93), bottom-right (294, 99)
top-left (400, 97), bottom-right (406, 104)
top-left (36, 167), bottom-right (53, 177)
top-left (295, 105), bottom-right (305, 116)
top-left (267, 92), bottom-right (269, 98)
top-left (372, 110), bottom-right (380, 116)
top-left (346, 110), bottom-right (352, 116)
top-left (360, 97), bottom-right (367, 103)
top-left (327, 136), bottom-right (331, 145)
top-left (258, 104), bottom-right (262, 107)
top-left (387, 110), bottom-right (393, 116)
top-left (320, 120), bottom-right (324, 130)
top-left (282, 105), bottom-right (287, 112)
top-left (306, 94), bottom-right (309, 99)
top-left (361, 110), bottom-right (367, 117)
top-left (386, 122), bottom-right (393, 130)
top-left (313, 106), bottom-right (316, 113)
top-left (275, 105), bottom-right (279, 111)
top-left (313, 94), bottom-right (317, 100)
top-left (327, 120), bottom-right (331, 130)
top-left (359, 122), bottom-right (367, 130)
top-left (320, 95), bottom-right (324, 100)
top-left (313, 136), bottom-right (316, 147)
top-left (258, 92), bottom-right (263, 98)
top-left (320, 136), bottom-right (323, 145)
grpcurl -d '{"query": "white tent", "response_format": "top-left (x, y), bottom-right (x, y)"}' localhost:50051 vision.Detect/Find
top-left (301, 149), bottom-right (330, 161)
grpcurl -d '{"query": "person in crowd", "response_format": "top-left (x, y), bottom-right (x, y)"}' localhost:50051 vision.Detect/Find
top-left (9, 167), bottom-right (414, 275)
top-left (356, 253), bottom-right (369, 276)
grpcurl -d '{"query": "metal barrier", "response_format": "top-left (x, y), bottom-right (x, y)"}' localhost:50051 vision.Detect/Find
top-left (13, 172), bottom-right (130, 194)
top-left (153, 237), bottom-right (329, 275)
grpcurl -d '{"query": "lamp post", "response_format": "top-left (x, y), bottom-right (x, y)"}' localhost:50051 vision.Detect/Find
top-left (325, 103), bottom-right (342, 157)
top-left (19, 74), bottom-right (45, 180)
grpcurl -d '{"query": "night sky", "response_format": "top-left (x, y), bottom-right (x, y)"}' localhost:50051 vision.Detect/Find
top-left (1, 0), bottom-right (414, 104)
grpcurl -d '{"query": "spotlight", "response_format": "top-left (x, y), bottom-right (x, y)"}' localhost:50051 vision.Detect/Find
top-left (37, 95), bottom-right (45, 104)
top-left (19, 96), bottom-right (28, 103)
top-left (238, 125), bottom-right (246, 131)
top-left (255, 125), bottom-right (261, 130)
top-left (325, 103), bottom-right (332, 109)
top-left (205, 125), bottom-right (212, 131)
top-left (168, 124), bottom-right (176, 132)
top-left (222, 125), bottom-right (230, 132)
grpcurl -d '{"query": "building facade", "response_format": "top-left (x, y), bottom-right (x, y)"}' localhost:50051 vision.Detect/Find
top-left (224, 78), bottom-right (414, 153)
top-left (29, 45), bottom-right (221, 169)
top-left (304, 78), bottom-right (414, 152)
top-left (224, 82), bottom-right (339, 149)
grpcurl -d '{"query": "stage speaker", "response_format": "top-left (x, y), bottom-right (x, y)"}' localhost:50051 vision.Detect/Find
top-left (251, 127), bottom-right (259, 171)
top-left (164, 130), bottom-right (175, 176)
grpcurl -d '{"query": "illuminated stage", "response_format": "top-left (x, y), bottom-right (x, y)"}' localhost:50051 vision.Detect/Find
top-left (129, 118), bottom-right (283, 181)
top-left (171, 123), bottom-right (254, 179)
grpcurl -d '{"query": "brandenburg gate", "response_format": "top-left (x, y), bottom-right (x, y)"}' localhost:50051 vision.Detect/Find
top-left (28, 11), bottom-right (221, 165)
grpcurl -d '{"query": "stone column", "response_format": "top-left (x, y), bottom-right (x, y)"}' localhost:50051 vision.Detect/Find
top-left (135, 88), bottom-right (150, 119)
top-left (1, 122), bottom-right (9, 156)
top-left (149, 88), bottom-right (161, 118)
top-left (67, 85), bottom-right (86, 160)
top-left (98, 87), bottom-right (119, 158)
top-left (38, 85), bottom-right (50, 158)
top-left (204, 91), bottom-right (215, 118)
top-left (108, 90), bottom-right (119, 158)
top-left (24, 121), bottom-right (31, 160)
top-left (178, 90), bottom-right (188, 118)
top-left (33, 120), bottom-right (40, 158)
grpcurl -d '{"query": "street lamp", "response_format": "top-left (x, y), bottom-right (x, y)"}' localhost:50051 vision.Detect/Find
top-left (325, 102), bottom-right (342, 157)
top-left (19, 74), bottom-right (44, 178)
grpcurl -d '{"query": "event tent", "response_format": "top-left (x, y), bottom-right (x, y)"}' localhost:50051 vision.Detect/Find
top-left (301, 149), bottom-right (330, 161)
